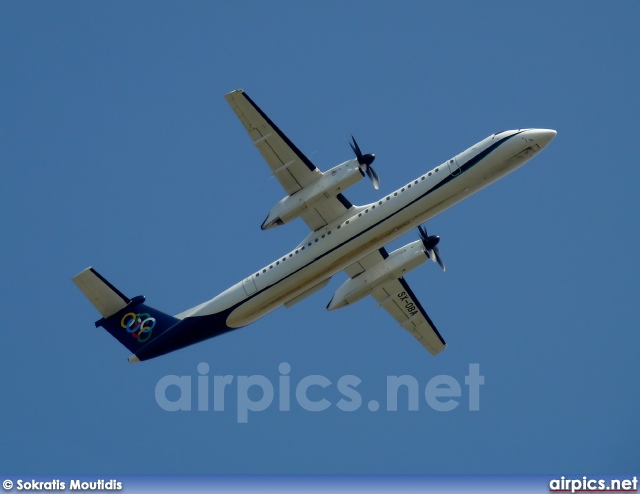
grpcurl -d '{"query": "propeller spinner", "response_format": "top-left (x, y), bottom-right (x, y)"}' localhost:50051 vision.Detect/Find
top-left (349, 135), bottom-right (380, 190)
top-left (418, 224), bottom-right (446, 272)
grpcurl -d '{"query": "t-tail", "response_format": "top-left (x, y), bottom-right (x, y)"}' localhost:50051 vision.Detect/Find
top-left (72, 267), bottom-right (180, 363)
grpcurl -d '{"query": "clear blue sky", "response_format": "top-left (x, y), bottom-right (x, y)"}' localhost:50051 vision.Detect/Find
top-left (1, 1), bottom-right (638, 473)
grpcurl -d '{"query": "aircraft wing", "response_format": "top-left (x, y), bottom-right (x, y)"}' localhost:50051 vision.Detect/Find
top-left (225, 89), bottom-right (353, 231)
top-left (344, 249), bottom-right (447, 355)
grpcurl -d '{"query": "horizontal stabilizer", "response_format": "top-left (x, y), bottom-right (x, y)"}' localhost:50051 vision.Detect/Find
top-left (72, 267), bottom-right (130, 318)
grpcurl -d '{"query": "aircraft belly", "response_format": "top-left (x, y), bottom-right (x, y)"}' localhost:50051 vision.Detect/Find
top-left (226, 194), bottom-right (449, 327)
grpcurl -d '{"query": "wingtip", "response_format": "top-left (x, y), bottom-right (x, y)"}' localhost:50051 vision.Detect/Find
top-left (128, 355), bottom-right (140, 364)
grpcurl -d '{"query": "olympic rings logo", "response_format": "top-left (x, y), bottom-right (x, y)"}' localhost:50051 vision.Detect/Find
top-left (121, 312), bottom-right (156, 343)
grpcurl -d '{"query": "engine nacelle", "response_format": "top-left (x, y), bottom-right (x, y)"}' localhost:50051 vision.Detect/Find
top-left (327, 240), bottom-right (429, 310)
top-left (261, 159), bottom-right (363, 230)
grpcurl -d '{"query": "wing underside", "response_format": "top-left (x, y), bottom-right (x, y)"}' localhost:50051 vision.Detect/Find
top-left (344, 249), bottom-right (446, 355)
top-left (225, 89), bottom-right (353, 231)
top-left (225, 89), bottom-right (320, 195)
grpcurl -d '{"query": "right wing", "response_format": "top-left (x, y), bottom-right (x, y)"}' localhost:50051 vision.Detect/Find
top-left (344, 249), bottom-right (447, 355)
top-left (224, 89), bottom-right (354, 231)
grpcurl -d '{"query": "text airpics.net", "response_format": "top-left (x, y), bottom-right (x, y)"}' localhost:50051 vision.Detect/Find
top-left (549, 476), bottom-right (638, 493)
top-left (155, 362), bottom-right (484, 423)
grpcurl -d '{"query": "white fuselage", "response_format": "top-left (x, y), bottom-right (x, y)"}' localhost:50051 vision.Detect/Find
top-left (178, 129), bottom-right (555, 327)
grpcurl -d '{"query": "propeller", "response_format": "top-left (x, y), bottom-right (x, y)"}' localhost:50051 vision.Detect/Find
top-left (418, 224), bottom-right (446, 272)
top-left (349, 135), bottom-right (379, 190)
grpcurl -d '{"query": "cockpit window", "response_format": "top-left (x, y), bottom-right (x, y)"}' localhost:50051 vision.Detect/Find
top-left (493, 130), bottom-right (507, 136)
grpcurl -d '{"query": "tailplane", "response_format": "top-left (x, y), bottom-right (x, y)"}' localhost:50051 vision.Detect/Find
top-left (72, 267), bottom-right (179, 360)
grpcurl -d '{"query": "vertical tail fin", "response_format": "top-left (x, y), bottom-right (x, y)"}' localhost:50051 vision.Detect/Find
top-left (72, 267), bottom-right (179, 359)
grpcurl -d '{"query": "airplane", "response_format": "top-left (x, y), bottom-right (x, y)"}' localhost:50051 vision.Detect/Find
top-left (72, 89), bottom-right (556, 363)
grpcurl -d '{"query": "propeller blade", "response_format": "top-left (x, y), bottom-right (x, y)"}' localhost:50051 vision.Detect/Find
top-left (434, 246), bottom-right (446, 272)
top-left (418, 224), bottom-right (428, 241)
top-left (367, 166), bottom-right (380, 190)
top-left (418, 224), bottom-right (445, 270)
top-left (350, 135), bottom-right (377, 188)
top-left (350, 135), bottom-right (363, 161)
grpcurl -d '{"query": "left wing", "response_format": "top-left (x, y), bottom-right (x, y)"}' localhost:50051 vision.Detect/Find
top-left (225, 89), bottom-right (353, 231)
top-left (344, 249), bottom-right (447, 355)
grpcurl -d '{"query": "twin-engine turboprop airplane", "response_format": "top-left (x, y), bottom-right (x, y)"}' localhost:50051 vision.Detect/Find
top-left (73, 89), bottom-right (556, 362)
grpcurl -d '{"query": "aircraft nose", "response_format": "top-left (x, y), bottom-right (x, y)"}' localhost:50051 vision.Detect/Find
top-left (529, 129), bottom-right (557, 149)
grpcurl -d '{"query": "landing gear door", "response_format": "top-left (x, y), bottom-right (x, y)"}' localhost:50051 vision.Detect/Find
top-left (448, 157), bottom-right (461, 176)
top-left (242, 276), bottom-right (257, 296)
